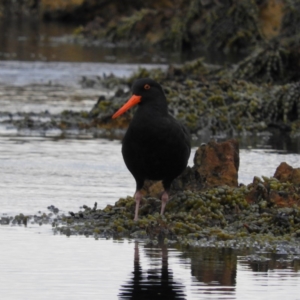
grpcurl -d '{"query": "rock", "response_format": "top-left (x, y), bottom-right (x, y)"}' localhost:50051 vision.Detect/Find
top-left (245, 168), bottom-right (300, 207)
top-left (130, 230), bottom-right (147, 239)
top-left (259, 0), bottom-right (284, 39)
top-left (193, 139), bottom-right (239, 188)
top-left (274, 162), bottom-right (300, 184)
top-left (41, 0), bottom-right (86, 20)
top-left (245, 182), bottom-right (267, 205)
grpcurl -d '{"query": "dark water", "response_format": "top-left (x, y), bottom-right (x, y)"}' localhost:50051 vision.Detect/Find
top-left (0, 17), bottom-right (135, 63)
top-left (0, 17), bottom-right (244, 65)
top-left (0, 18), bottom-right (300, 300)
top-left (0, 17), bottom-right (170, 63)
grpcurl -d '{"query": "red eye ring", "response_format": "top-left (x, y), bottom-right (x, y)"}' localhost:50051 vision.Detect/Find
top-left (144, 84), bottom-right (151, 90)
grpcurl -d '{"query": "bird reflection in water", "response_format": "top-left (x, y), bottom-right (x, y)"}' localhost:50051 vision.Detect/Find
top-left (119, 242), bottom-right (186, 300)
top-left (186, 247), bottom-right (237, 295)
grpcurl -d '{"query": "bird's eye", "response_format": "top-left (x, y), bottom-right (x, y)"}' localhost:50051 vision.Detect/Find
top-left (144, 84), bottom-right (151, 90)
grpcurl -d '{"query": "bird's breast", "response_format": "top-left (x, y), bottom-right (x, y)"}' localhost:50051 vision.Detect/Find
top-left (121, 114), bottom-right (190, 180)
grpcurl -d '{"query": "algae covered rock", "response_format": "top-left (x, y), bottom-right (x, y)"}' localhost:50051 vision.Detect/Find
top-left (274, 162), bottom-right (300, 185)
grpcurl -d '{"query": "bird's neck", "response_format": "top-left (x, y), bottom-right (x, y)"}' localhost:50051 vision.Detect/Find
top-left (136, 97), bottom-right (168, 118)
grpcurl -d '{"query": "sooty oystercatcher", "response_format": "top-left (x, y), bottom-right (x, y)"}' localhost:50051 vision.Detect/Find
top-left (112, 78), bottom-right (191, 220)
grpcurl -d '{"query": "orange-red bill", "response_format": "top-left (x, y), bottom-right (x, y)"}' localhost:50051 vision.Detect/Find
top-left (112, 95), bottom-right (142, 119)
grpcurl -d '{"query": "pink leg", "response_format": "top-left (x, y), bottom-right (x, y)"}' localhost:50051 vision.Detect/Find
top-left (134, 191), bottom-right (142, 221)
top-left (160, 191), bottom-right (169, 215)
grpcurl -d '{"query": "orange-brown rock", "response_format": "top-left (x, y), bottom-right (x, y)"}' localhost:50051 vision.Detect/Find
top-left (259, 0), bottom-right (284, 39)
top-left (193, 139), bottom-right (239, 188)
top-left (245, 166), bottom-right (300, 207)
top-left (245, 177), bottom-right (268, 204)
top-left (274, 162), bottom-right (300, 184)
top-left (41, 0), bottom-right (85, 11)
top-left (268, 190), bottom-right (300, 207)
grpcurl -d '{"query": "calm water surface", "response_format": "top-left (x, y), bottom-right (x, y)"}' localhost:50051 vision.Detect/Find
top-left (0, 17), bottom-right (243, 64)
top-left (1, 224), bottom-right (300, 300)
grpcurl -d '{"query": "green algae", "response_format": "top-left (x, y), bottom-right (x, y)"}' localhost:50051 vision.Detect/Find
top-left (87, 59), bottom-right (300, 136)
top-left (41, 175), bottom-right (300, 247)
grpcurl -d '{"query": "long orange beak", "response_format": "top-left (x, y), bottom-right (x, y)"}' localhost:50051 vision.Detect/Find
top-left (112, 95), bottom-right (142, 119)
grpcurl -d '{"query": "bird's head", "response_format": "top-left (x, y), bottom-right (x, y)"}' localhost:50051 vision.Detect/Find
top-left (112, 78), bottom-right (166, 119)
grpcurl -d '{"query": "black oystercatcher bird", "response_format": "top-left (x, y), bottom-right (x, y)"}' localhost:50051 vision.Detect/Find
top-left (112, 78), bottom-right (191, 220)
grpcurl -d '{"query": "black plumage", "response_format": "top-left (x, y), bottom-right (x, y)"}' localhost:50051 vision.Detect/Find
top-left (112, 78), bottom-right (191, 220)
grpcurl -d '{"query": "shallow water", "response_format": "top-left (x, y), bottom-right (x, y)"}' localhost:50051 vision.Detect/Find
top-left (0, 60), bottom-right (166, 87)
top-left (1, 224), bottom-right (300, 300)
